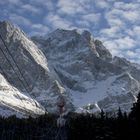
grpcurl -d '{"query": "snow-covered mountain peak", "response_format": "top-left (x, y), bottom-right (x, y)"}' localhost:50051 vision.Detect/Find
top-left (95, 40), bottom-right (112, 61)
top-left (81, 30), bottom-right (92, 41)
top-left (0, 21), bottom-right (14, 30)
top-left (32, 28), bottom-right (140, 114)
top-left (0, 21), bottom-right (16, 41)
top-left (0, 21), bottom-right (27, 40)
top-left (1, 21), bottom-right (140, 117)
top-left (47, 28), bottom-right (79, 40)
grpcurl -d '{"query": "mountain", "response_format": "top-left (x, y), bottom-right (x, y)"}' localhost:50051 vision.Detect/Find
top-left (0, 21), bottom-right (139, 117)
top-left (0, 21), bottom-right (72, 117)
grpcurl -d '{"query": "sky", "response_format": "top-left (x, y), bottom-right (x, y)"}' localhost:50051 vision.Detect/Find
top-left (0, 0), bottom-right (140, 63)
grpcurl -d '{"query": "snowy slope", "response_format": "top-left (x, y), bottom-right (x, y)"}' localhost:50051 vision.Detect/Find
top-left (0, 74), bottom-right (45, 117)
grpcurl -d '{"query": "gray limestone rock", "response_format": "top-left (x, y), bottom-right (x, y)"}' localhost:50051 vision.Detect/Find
top-left (0, 21), bottom-right (140, 117)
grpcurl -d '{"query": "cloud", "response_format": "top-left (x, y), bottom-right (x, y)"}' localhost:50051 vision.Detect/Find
top-left (8, 0), bottom-right (22, 5)
top-left (30, 24), bottom-right (50, 35)
top-left (100, 26), bottom-right (122, 38)
top-left (57, 0), bottom-right (84, 15)
top-left (103, 41), bottom-right (139, 64)
top-left (97, 1), bottom-right (140, 63)
top-left (127, 26), bottom-right (140, 39)
top-left (103, 41), bottom-right (119, 55)
top-left (31, 24), bottom-right (49, 31)
top-left (114, 2), bottom-right (139, 10)
top-left (82, 13), bottom-right (101, 24)
top-left (0, 0), bottom-right (23, 5)
top-left (44, 14), bottom-right (73, 29)
top-left (32, 24), bottom-right (49, 31)
top-left (94, 0), bottom-right (109, 9)
top-left (1, 0), bottom-right (140, 63)
top-left (106, 2), bottom-right (140, 24)
top-left (29, 0), bottom-right (55, 11)
top-left (9, 14), bottom-right (32, 26)
top-left (0, 1), bottom-right (6, 5)
top-left (126, 50), bottom-right (137, 58)
top-left (114, 37), bottom-right (136, 50)
top-left (124, 49), bottom-right (140, 63)
top-left (106, 15), bottom-right (125, 27)
top-left (21, 4), bottom-right (42, 14)
top-left (57, 0), bottom-right (94, 15)
top-left (76, 20), bottom-right (90, 27)
top-left (123, 11), bottom-right (139, 23)
top-left (102, 36), bottom-right (136, 59)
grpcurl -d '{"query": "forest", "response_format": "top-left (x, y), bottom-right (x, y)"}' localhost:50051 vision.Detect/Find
top-left (0, 92), bottom-right (140, 140)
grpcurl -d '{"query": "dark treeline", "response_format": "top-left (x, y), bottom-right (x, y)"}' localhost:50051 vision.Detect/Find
top-left (0, 93), bottom-right (140, 140)
top-left (0, 114), bottom-right (59, 140)
top-left (67, 93), bottom-right (140, 140)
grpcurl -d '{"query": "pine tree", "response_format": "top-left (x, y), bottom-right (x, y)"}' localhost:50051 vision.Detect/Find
top-left (117, 107), bottom-right (123, 121)
top-left (129, 92), bottom-right (140, 140)
top-left (123, 112), bottom-right (128, 121)
top-left (100, 109), bottom-right (105, 120)
top-left (130, 92), bottom-right (140, 122)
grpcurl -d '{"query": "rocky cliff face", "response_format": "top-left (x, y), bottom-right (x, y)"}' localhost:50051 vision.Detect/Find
top-left (32, 28), bottom-right (140, 114)
top-left (0, 21), bottom-right (72, 117)
top-left (0, 21), bottom-right (140, 117)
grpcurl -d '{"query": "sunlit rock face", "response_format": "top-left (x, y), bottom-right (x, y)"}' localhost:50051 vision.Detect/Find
top-left (0, 21), bottom-right (140, 117)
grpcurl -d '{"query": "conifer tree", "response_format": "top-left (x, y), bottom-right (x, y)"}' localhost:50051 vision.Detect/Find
top-left (130, 92), bottom-right (140, 122)
top-left (117, 107), bottom-right (123, 121)
top-left (100, 109), bottom-right (105, 120)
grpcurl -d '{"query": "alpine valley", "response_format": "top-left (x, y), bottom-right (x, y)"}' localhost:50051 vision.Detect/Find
top-left (0, 21), bottom-right (139, 117)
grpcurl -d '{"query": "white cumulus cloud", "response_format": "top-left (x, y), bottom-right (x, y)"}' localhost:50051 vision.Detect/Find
top-left (9, 14), bottom-right (32, 26)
